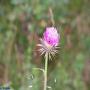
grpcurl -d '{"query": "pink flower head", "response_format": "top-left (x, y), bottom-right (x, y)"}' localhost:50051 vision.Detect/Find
top-left (43, 27), bottom-right (60, 46)
top-left (37, 27), bottom-right (60, 58)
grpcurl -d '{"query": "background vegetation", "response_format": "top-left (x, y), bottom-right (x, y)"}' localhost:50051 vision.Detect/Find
top-left (0, 0), bottom-right (90, 90)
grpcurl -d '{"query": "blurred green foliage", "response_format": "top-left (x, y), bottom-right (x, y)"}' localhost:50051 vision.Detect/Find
top-left (0, 0), bottom-right (90, 90)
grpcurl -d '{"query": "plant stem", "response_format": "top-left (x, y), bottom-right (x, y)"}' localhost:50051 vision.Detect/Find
top-left (44, 53), bottom-right (48, 90)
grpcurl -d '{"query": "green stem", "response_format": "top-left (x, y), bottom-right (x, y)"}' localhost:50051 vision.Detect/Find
top-left (44, 53), bottom-right (48, 90)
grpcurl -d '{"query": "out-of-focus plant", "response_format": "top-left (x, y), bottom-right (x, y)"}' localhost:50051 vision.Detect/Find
top-left (0, 0), bottom-right (90, 90)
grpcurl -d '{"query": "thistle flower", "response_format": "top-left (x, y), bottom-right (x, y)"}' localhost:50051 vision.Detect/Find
top-left (38, 27), bottom-right (60, 59)
top-left (37, 27), bottom-right (60, 90)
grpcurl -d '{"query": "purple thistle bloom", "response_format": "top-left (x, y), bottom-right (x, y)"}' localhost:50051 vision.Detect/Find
top-left (38, 27), bottom-right (60, 59)
top-left (43, 27), bottom-right (60, 46)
